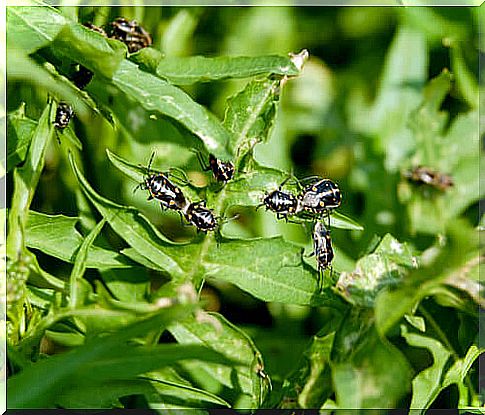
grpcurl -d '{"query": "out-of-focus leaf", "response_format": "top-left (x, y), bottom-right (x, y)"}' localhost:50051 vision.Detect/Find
top-left (161, 9), bottom-right (198, 57)
top-left (7, 103), bottom-right (37, 171)
top-left (7, 51), bottom-right (87, 117)
top-left (332, 324), bottom-right (412, 408)
top-left (402, 325), bottom-right (484, 413)
top-left (335, 234), bottom-right (416, 307)
top-left (169, 312), bottom-right (267, 409)
top-left (450, 42), bottom-right (478, 109)
top-left (8, 304), bottom-right (196, 408)
top-left (279, 332), bottom-right (335, 409)
top-left (100, 268), bottom-right (151, 303)
top-left (153, 55), bottom-right (299, 85)
top-left (57, 378), bottom-right (156, 409)
top-left (375, 220), bottom-right (479, 335)
top-left (147, 367), bottom-right (230, 409)
top-left (348, 24), bottom-right (427, 171)
top-left (7, 5), bottom-right (67, 54)
top-left (223, 77), bottom-right (281, 160)
top-left (25, 211), bottom-right (133, 269)
top-left (111, 60), bottom-right (231, 159)
top-left (79, 344), bottom-right (237, 381)
top-left (401, 70), bottom-right (481, 234)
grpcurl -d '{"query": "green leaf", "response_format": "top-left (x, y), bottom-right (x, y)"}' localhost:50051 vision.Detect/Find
top-left (280, 332), bottom-right (335, 409)
top-left (449, 42), bottom-right (478, 109)
top-left (51, 21), bottom-right (127, 79)
top-left (401, 325), bottom-right (452, 413)
top-left (401, 70), bottom-right (481, 234)
top-left (106, 148), bottom-right (145, 183)
top-left (146, 367), bottom-right (231, 409)
top-left (332, 325), bottom-right (412, 408)
top-left (223, 77), bottom-right (281, 159)
top-left (169, 312), bottom-right (267, 409)
top-left (69, 153), bottom-right (198, 280)
top-left (348, 24), bottom-right (427, 171)
top-left (100, 268), bottom-right (151, 303)
top-left (401, 326), bottom-right (483, 412)
top-left (7, 51), bottom-right (88, 117)
top-left (7, 103), bottom-right (37, 171)
top-left (161, 9), bottom-right (198, 57)
top-left (375, 220), bottom-right (479, 335)
top-left (7, 5), bottom-right (67, 54)
top-left (8, 303), bottom-right (195, 408)
top-left (111, 60), bottom-right (232, 159)
top-left (151, 55), bottom-right (299, 85)
top-left (69, 218), bottom-right (107, 308)
top-left (204, 236), bottom-right (339, 307)
top-left (56, 378), bottom-right (156, 408)
top-left (328, 211), bottom-right (364, 231)
top-left (335, 234), bottom-right (416, 307)
top-left (7, 102), bottom-right (53, 261)
top-left (79, 344), bottom-right (237, 381)
top-left (25, 211), bottom-right (133, 269)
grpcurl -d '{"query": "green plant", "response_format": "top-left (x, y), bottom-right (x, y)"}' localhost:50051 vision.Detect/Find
top-left (5, 3), bottom-right (483, 411)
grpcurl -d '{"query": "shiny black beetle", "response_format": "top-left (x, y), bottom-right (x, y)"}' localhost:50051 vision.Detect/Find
top-left (195, 151), bottom-right (234, 183)
top-left (54, 101), bottom-right (74, 130)
top-left (258, 177), bottom-right (301, 221)
top-left (136, 154), bottom-right (187, 211)
top-left (106, 17), bottom-right (152, 53)
top-left (182, 201), bottom-right (218, 232)
top-left (260, 190), bottom-right (301, 220)
top-left (71, 23), bottom-right (107, 90)
top-left (299, 178), bottom-right (341, 214)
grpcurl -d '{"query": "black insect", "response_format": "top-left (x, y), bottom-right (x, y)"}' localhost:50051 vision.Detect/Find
top-left (403, 166), bottom-right (454, 191)
top-left (299, 178), bottom-right (341, 215)
top-left (260, 189), bottom-right (301, 221)
top-left (106, 17), bottom-right (152, 53)
top-left (83, 22), bottom-right (107, 37)
top-left (54, 101), bottom-right (74, 130)
top-left (257, 177), bottom-right (301, 221)
top-left (70, 23), bottom-right (108, 90)
top-left (136, 154), bottom-right (187, 211)
top-left (71, 65), bottom-right (94, 90)
top-left (183, 201), bottom-right (218, 232)
top-left (310, 221), bottom-right (334, 289)
top-left (195, 152), bottom-right (234, 183)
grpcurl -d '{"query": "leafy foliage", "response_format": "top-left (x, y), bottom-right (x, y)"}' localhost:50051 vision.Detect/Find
top-left (5, 3), bottom-right (482, 411)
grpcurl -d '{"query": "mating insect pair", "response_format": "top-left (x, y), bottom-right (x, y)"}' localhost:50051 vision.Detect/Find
top-left (136, 154), bottom-right (218, 232)
top-left (260, 176), bottom-right (342, 224)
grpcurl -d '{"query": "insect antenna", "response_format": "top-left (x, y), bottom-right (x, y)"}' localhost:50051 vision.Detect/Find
top-left (146, 151), bottom-right (156, 175)
top-left (190, 148), bottom-right (210, 171)
top-left (167, 167), bottom-right (191, 186)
